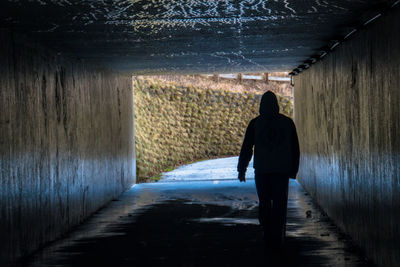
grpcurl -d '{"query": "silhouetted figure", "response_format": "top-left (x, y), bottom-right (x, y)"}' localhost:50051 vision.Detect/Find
top-left (237, 91), bottom-right (300, 249)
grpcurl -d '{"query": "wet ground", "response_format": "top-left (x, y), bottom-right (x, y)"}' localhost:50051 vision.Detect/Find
top-left (27, 157), bottom-right (372, 266)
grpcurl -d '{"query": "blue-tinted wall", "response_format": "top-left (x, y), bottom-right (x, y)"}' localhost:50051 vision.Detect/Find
top-left (0, 31), bottom-right (136, 264)
top-left (294, 9), bottom-right (400, 267)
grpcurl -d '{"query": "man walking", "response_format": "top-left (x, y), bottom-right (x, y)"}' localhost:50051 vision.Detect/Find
top-left (237, 91), bottom-right (300, 248)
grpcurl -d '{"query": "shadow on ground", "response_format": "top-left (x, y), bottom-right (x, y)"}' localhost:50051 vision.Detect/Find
top-left (26, 157), bottom-right (373, 267)
top-left (30, 199), bottom-right (361, 267)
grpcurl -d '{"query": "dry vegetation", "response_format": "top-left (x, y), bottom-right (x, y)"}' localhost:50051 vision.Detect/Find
top-left (133, 76), bottom-right (293, 182)
top-left (148, 74), bottom-right (293, 97)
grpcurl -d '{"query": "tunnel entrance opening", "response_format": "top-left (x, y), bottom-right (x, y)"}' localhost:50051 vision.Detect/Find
top-left (132, 73), bottom-right (293, 183)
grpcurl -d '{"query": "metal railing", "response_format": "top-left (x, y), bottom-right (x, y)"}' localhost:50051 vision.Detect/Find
top-left (200, 73), bottom-right (291, 83)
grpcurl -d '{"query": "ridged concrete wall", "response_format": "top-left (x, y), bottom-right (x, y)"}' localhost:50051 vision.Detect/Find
top-left (0, 31), bottom-right (135, 264)
top-left (294, 9), bottom-right (400, 267)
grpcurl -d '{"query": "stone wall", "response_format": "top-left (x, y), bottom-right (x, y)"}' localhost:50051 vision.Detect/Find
top-left (294, 9), bottom-right (400, 267)
top-left (134, 77), bottom-right (292, 181)
top-left (0, 31), bottom-right (135, 264)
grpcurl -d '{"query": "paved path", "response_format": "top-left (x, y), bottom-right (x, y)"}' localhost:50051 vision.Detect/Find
top-left (28, 157), bottom-right (371, 266)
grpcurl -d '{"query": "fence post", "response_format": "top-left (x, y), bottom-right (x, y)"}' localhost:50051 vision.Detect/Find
top-left (213, 74), bottom-right (219, 82)
top-left (264, 72), bottom-right (269, 84)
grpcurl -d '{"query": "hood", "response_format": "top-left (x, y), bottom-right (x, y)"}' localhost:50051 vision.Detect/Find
top-left (259, 91), bottom-right (279, 116)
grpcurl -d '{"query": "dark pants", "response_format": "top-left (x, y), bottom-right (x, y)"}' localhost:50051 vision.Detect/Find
top-left (255, 173), bottom-right (289, 246)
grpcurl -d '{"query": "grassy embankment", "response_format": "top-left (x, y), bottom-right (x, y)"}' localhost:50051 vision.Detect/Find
top-left (133, 76), bottom-right (293, 182)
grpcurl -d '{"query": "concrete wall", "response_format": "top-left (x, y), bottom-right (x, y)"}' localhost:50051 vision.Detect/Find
top-left (294, 9), bottom-right (400, 267)
top-left (0, 31), bottom-right (135, 264)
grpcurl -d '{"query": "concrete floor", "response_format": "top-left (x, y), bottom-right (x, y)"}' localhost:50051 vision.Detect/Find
top-left (27, 157), bottom-right (372, 267)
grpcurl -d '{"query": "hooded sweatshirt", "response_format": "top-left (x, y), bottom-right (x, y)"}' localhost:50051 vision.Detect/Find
top-left (237, 91), bottom-right (300, 178)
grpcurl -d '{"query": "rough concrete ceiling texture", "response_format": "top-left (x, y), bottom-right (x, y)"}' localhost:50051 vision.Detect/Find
top-left (0, 0), bottom-right (393, 74)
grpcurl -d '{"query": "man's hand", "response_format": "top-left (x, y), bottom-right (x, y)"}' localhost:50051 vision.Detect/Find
top-left (238, 172), bottom-right (246, 182)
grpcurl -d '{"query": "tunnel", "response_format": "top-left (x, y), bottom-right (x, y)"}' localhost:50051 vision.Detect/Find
top-left (0, 0), bottom-right (399, 266)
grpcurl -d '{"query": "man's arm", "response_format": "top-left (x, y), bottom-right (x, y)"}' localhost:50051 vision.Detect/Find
top-left (290, 120), bottom-right (300, 179)
top-left (237, 119), bottom-right (256, 181)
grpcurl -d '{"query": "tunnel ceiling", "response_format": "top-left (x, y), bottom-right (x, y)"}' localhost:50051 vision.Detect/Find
top-left (0, 0), bottom-right (394, 74)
